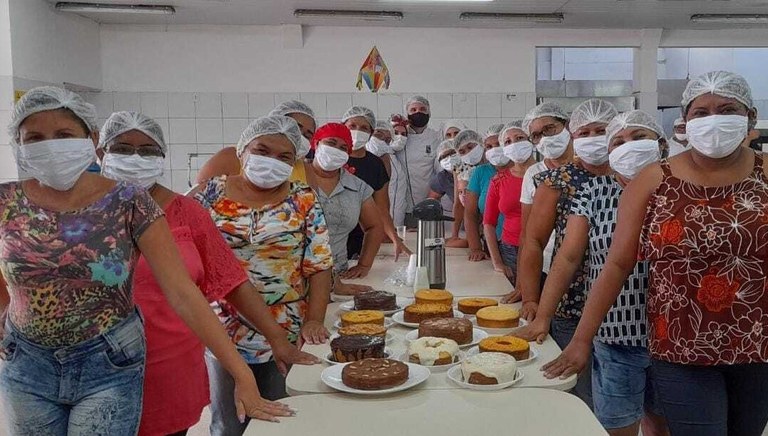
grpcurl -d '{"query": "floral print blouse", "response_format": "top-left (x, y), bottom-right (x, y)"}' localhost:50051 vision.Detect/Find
top-left (0, 182), bottom-right (163, 347)
top-left (195, 177), bottom-right (333, 364)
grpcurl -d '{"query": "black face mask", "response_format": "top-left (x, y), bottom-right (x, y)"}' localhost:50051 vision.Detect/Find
top-left (408, 112), bottom-right (430, 128)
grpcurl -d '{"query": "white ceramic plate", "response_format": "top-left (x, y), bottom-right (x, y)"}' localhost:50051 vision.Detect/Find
top-left (329, 331), bottom-right (395, 344)
top-left (391, 310), bottom-right (465, 329)
top-left (320, 361), bottom-right (430, 395)
top-left (322, 348), bottom-right (394, 365)
top-left (334, 318), bottom-right (395, 330)
top-left (330, 293), bottom-right (354, 302)
top-left (404, 329), bottom-right (489, 349)
top-left (446, 365), bottom-right (525, 391)
top-left (470, 317), bottom-right (529, 334)
top-left (464, 345), bottom-right (539, 366)
top-left (338, 297), bottom-right (413, 316)
top-left (397, 351), bottom-right (465, 373)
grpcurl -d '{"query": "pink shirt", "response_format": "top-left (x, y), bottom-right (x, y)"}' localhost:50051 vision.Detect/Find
top-left (133, 195), bottom-right (248, 436)
top-left (483, 171), bottom-right (524, 246)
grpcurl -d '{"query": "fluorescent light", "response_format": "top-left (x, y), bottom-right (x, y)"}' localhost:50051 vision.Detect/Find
top-left (55, 2), bottom-right (175, 15)
top-left (691, 14), bottom-right (768, 24)
top-left (294, 9), bottom-right (404, 21)
top-left (459, 12), bottom-right (564, 23)
top-left (382, 0), bottom-right (492, 2)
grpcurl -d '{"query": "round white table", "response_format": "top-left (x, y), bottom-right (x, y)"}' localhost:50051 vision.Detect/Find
top-left (245, 389), bottom-right (606, 436)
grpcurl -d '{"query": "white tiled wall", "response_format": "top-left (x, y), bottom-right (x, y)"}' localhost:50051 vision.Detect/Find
top-left (82, 91), bottom-right (536, 193)
top-left (0, 75), bottom-right (15, 182)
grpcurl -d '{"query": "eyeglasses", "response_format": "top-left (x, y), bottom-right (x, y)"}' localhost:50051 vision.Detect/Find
top-left (529, 123), bottom-right (563, 145)
top-left (108, 143), bottom-right (164, 157)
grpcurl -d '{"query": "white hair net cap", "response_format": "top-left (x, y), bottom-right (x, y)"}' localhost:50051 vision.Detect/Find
top-left (405, 95), bottom-right (430, 112)
top-left (268, 100), bottom-right (316, 121)
top-left (236, 115), bottom-right (302, 157)
top-left (342, 106), bottom-right (376, 130)
top-left (606, 110), bottom-right (665, 144)
top-left (441, 119), bottom-right (466, 138)
top-left (498, 120), bottom-right (525, 142)
top-left (484, 123), bottom-right (505, 139)
top-left (374, 120), bottom-right (394, 136)
top-left (99, 111), bottom-right (167, 155)
top-left (436, 139), bottom-right (455, 157)
top-left (9, 86), bottom-right (98, 144)
top-left (681, 71), bottom-right (754, 110)
top-left (568, 99), bottom-right (618, 133)
top-left (522, 102), bottom-right (570, 135)
top-left (455, 129), bottom-right (483, 149)
top-left (673, 117), bottom-right (685, 127)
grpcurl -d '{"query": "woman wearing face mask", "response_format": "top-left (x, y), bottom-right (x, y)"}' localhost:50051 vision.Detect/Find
top-left (542, 71), bottom-right (768, 436)
top-left (99, 112), bottom-right (319, 436)
top-left (193, 115), bottom-right (333, 436)
top-left (0, 88), bottom-right (295, 435)
top-left (482, 122), bottom-right (536, 282)
top-left (308, 123), bottom-right (384, 296)
top-left (367, 121), bottom-right (408, 228)
top-left (465, 124), bottom-right (509, 262)
top-left (667, 117), bottom-right (689, 158)
top-left (531, 111), bottom-right (668, 436)
top-left (195, 100), bottom-right (317, 185)
top-left (429, 139), bottom-right (468, 247)
top-left (342, 106), bottom-right (412, 267)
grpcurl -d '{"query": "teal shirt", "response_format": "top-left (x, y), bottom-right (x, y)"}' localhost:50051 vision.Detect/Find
top-left (468, 163), bottom-right (503, 239)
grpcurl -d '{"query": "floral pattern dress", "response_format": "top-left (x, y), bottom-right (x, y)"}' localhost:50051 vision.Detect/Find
top-left (195, 177), bottom-right (333, 364)
top-left (0, 182), bottom-right (163, 347)
top-left (640, 153), bottom-right (768, 365)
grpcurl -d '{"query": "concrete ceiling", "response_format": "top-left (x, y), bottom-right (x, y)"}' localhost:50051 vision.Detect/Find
top-left (46, 0), bottom-right (768, 29)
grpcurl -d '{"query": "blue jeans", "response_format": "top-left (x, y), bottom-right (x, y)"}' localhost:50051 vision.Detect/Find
top-left (550, 316), bottom-right (594, 411)
top-left (0, 310), bottom-right (146, 436)
top-left (592, 341), bottom-right (662, 429)
top-left (651, 359), bottom-right (768, 436)
top-left (499, 242), bottom-right (519, 286)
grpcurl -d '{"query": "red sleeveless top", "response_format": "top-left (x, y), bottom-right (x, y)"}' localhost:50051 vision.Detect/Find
top-left (640, 152), bottom-right (768, 365)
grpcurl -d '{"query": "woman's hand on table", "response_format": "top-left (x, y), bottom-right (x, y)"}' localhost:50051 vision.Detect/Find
top-left (541, 338), bottom-right (591, 380)
top-left (492, 262), bottom-right (514, 278)
top-left (515, 316), bottom-right (549, 344)
top-left (272, 341), bottom-right (321, 375)
top-left (520, 301), bottom-right (538, 322)
top-left (334, 282), bottom-right (374, 296)
top-left (501, 290), bottom-right (522, 304)
top-left (340, 265), bottom-right (371, 279)
top-left (394, 238), bottom-right (412, 262)
top-left (468, 248), bottom-right (488, 262)
top-left (233, 372), bottom-right (296, 423)
top-left (300, 320), bottom-right (329, 345)
top-left (445, 237), bottom-right (469, 249)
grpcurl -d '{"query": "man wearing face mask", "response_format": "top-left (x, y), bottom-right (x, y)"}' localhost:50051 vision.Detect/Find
top-left (667, 117), bottom-right (689, 158)
top-left (395, 95), bottom-right (441, 228)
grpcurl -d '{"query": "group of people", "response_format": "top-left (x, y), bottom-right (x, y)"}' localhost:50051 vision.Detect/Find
top-left (0, 69), bottom-right (765, 436)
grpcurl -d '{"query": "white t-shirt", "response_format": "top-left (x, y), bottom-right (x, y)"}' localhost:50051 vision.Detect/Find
top-left (520, 161), bottom-right (556, 273)
top-left (395, 127), bottom-right (440, 212)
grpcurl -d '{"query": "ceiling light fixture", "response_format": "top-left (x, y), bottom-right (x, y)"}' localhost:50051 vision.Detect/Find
top-left (459, 12), bottom-right (564, 23)
top-left (294, 9), bottom-right (404, 21)
top-left (55, 2), bottom-right (175, 15)
top-left (382, 0), bottom-right (492, 3)
top-left (691, 14), bottom-right (768, 24)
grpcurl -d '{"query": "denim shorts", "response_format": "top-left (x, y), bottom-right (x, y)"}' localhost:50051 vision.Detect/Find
top-left (0, 310), bottom-right (146, 436)
top-left (499, 242), bottom-right (519, 286)
top-left (592, 340), bottom-right (662, 429)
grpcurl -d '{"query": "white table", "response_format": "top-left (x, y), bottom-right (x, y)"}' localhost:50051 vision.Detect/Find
top-left (245, 389), bottom-right (606, 436)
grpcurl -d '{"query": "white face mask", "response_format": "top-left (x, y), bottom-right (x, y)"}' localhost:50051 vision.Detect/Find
top-left (609, 139), bottom-right (661, 180)
top-left (573, 135), bottom-right (609, 165)
top-left (15, 138), bottom-right (96, 191)
top-left (461, 144), bottom-right (484, 166)
top-left (674, 133), bottom-right (687, 142)
top-left (101, 153), bottom-right (164, 189)
top-left (537, 128), bottom-right (571, 159)
top-left (686, 115), bottom-right (748, 159)
top-left (242, 154), bottom-right (293, 189)
top-left (439, 154), bottom-right (460, 172)
top-left (297, 136), bottom-right (311, 159)
top-left (390, 134), bottom-right (407, 152)
top-left (366, 137), bottom-right (393, 157)
top-left (503, 140), bottom-right (534, 164)
top-left (485, 147), bottom-right (510, 167)
top-left (314, 144), bottom-right (349, 171)
top-left (350, 130), bottom-right (371, 151)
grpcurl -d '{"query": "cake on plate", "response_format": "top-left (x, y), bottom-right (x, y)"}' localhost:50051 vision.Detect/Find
top-left (403, 303), bottom-right (453, 324)
top-left (330, 335), bottom-right (386, 363)
top-left (461, 352), bottom-right (518, 385)
top-left (457, 297), bottom-right (498, 315)
top-left (408, 337), bottom-right (459, 366)
top-left (418, 318), bottom-right (473, 345)
top-left (479, 336), bottom-right (530, 360)
top-left (338, 324), bottom-right (387, 339)
top-left (354, 290), bottom-right (398, 311)
top-left (414, 289), bottom-right (454, 306)
top-left (475, 306), bottom-right (520, 328)
top-left (341, 310), bottom-right (385, 327)
top-left (341, 358), bottom-right (409, 390)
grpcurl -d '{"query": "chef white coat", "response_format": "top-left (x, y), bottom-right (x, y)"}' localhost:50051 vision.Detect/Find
top-left (668, 139), bottom-right (689, 158)
top-left (395, 126), bottom-right (440, 212)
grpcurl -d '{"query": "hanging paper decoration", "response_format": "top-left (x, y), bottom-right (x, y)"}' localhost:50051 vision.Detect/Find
top-left (356, 46), bottom-right (391, 93)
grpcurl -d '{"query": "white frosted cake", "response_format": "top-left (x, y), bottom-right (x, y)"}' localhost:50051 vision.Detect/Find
top-left (408, 337), bottom-right (460, 366)
top-left (460, 352), bottom-right (518, 385)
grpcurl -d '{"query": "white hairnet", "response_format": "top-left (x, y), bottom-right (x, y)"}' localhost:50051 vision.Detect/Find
top-left (498, 120), bottom-right (525, 143)
top-left (268, 100), bottom-right (316, 121)
top-left (405, 95), bottom-right (430, 112)
top-left (342, 106), bottom-right (376, 130)
top-left (606, 110), bottom-right (665, 144)
top-left (484, 123), bottom-right (505, 139)
top-left (99, 111), bottom-right (167, 155)
top-left (9, 86), bottom-right (98, 144)
top-left (236, 115), bottom-right (303, 157)
top-left (568, 99), bottom-right (618, 133)
top-left (374, 120), bottom-right (394, 136)
top-left (455, 129), bottom-right (483, 149)
top-left (436, 139), bottom-right (455, 157)
top-left (441, 119), bottom-right (466, 138)
top-left (681, 71), bottom-right (754, 110)
top-left (673, 117), bottom-right (685, 127)
top-left (522, 102), bottom-right (570, 135)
